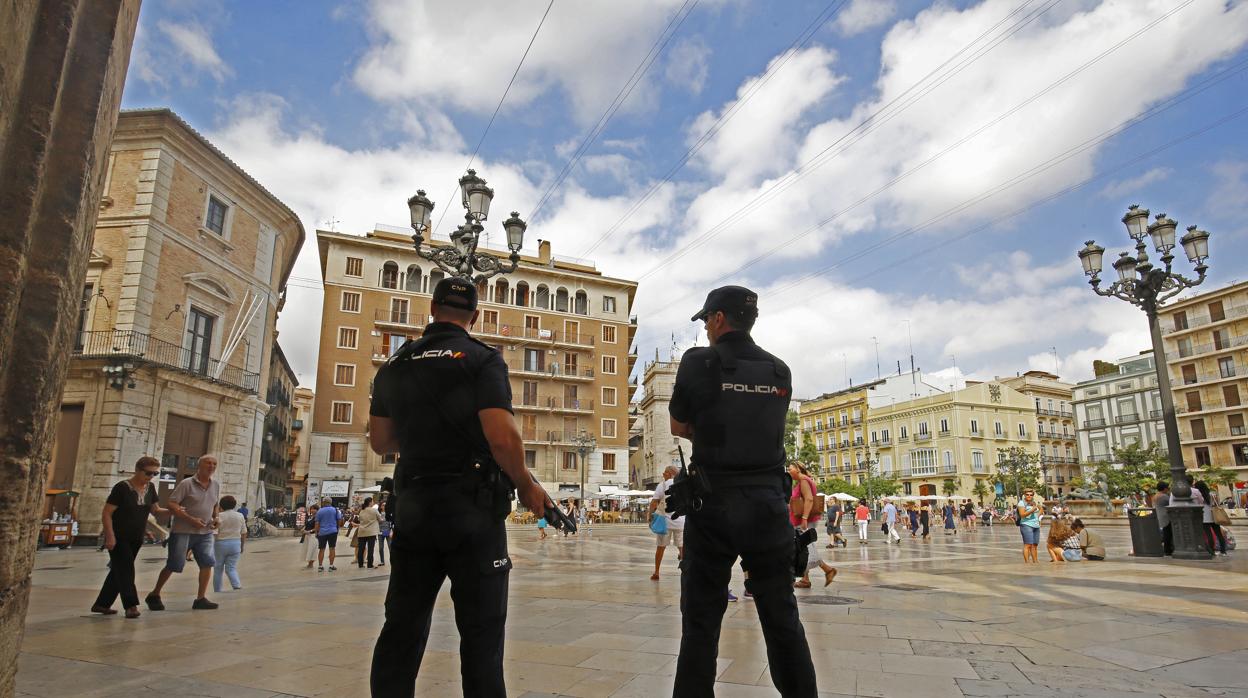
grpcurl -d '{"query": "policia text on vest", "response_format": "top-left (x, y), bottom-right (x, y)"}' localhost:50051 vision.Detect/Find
top-left (365, 277), bottom-right (552, 697)
top-left (668, 285), bottom-right (820, 697)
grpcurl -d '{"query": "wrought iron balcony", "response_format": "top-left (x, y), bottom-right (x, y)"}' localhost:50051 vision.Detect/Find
top-left (74, 329), bottom-right (258, 393)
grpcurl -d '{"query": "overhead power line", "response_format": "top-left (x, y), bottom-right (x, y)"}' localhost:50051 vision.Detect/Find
top-left (526, 0), bottom-right (700, 225)
top-left (635, 0), bottom-right (1195, 286)
top-left (576, 0), bottom-right (854, 258)
top-left (431, 0), bottom-right (556, 237)
top-left (632, 49), bottom-right (1248, 345)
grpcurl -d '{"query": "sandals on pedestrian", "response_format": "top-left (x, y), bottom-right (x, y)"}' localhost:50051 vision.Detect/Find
top-left (793, 580), bottom-right (812, 589)
top-left (89, 605), bottom-right (117, 615)
top-left (824, 568), bottom-right (838, 586)
top-left (124, 607), bottom-right (141, 619)
top-left (650, 573), bottom-right (660, 581)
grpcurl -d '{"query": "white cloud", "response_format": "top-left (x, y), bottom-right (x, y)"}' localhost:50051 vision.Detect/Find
top-left (835, 0), bottom-right (897, 36)
top-left (158, 20), bottom-right (232, 82)
top-left (1207, 160), bottom-right (1248, 209)
top-left (1099, 166), bottom-right (1171, 199)
top-left (352, 0), bottom-right (713, 123)
top-left (664, 37), bottom-right (711, 94)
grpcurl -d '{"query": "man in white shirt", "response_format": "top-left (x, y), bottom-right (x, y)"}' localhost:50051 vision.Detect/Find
top-left (881, 499), bottom-right (901, 544)
top-left (648, 466), bottom-right (684, 581)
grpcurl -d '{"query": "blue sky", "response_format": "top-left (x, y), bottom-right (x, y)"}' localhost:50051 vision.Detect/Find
top-left (122, 0), bottom-right (1248, 392)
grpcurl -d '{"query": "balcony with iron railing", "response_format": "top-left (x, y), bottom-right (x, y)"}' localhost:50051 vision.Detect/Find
top-left (969, 429), bottom-right (983, 438)
top-left (515, 395), bottom-right (596, 413)
top-left (1173, 363), bottom-right (1248, 388)
top-left (506, 361), bottom-right (595, 381)
top-left (915, 432), bottom-right (931, 441)
top-left (1037, 408), bottom-right (1074, 418)
top-left (1176, 398), bottom-right (1240, 415)
top-left (1166, 332), bottom-right (1248, 361)
top-left (942, 464), bottom-right (957, 473)
top-left (1167, 303), bottom-right (1248, 334)
top-left (1084, 418), bottom-right (1107, 428)
top-left (73, 329), bottom-right (259, 393)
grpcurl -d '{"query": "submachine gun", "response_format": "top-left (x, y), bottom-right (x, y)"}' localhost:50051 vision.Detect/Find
top-left (665, 444), bottom-right (709, 521)
top-left (532, 475), bottom-right (577, 534)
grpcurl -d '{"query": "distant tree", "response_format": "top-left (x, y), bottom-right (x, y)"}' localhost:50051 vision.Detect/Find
top-left (1078, 443), bottom-right (1170, 499)
top-left (818, 477), bottom-right (863, 501)
top-left (1093, 359), bottom-right (1119, 377)
top-left (798, 432), bottom-right (819, 475)
top-left (972, 479), bottom-right (990, 505)
top-left (1193, 462), bottom-right (1238, 500)
top-left (992, 446), bottom-right (1041, 501)
top-left (783, 410), bottom-right (800, 461)
top-left (941, 479), bottom-right (958, 497)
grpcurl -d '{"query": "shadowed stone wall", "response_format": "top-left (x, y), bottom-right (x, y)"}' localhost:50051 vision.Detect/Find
top-left (0, 1), bottom-right (140, 693)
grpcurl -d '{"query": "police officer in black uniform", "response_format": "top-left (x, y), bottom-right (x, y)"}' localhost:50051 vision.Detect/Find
top-left (368, 276), bottom-right (551, 697)
top-left (669, 285), bottom-right (817, 697)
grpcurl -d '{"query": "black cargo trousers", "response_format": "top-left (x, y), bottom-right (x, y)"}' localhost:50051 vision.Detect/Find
top-left (370, 481), bottom-right (512, 697)
top-left (673, 478), bottom-right (817, 697)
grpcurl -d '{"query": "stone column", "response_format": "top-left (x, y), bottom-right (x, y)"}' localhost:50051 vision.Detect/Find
top-left (0, 1), bottom-right (141, 693)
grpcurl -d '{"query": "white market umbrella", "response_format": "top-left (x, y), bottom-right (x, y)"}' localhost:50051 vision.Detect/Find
top-left (829, 493), bottom-right (859, 501)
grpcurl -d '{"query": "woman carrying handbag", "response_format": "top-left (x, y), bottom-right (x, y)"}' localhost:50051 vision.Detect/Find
top-left (789, 462), bottom-right (837, 588)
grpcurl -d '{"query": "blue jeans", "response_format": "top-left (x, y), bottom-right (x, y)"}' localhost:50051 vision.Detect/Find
top-left (1020, 525), bottom-right (1040, 545)
top-left (1062, 548), bottom-right (1083, 561)
top-left (213, 538), bottom-right (242, 592)
top-left (165, 533), bottom-right (215, 573)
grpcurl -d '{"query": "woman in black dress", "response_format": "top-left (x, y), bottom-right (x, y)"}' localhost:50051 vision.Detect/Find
top-left (93, 456), bottom-right (167, 618)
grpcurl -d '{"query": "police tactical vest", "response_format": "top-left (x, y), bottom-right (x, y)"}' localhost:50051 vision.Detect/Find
top-left (692, 343), bottom-right (791, 471)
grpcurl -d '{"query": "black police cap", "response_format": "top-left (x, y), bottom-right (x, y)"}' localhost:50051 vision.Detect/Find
top-left (432, 276), bottom-right (478, 311)
top-left (690, 285), bottom-right (759, 322)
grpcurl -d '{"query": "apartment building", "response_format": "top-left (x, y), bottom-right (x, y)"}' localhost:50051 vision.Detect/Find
top-left (1158, 280), bottom-right (1248, 499)
top-left (866, 381), bottom-right (1038, 497)
top-left (289, 387), bottom-right (314, 505)
top-left (1072, 351), bottom-right (1166, 469)
top-left (998, 370), bottom-right (1080, 493)
top-left (260, 343), bottom-right (297, 507)
top-left (310, 227), bottom-right (638, 501)
top-left (50, 109), bottom-right (304, 533)
top-left (636, 355), bottom-right (689, 489)
top-left (799, 371), bottom-right (953, 480)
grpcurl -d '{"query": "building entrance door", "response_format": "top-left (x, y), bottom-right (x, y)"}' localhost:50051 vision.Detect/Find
top-left (45, 405), bottom-right (84, 518)
top-left (161, 414), bottom-right (211, 505)
top-left (919, 483), bottom-right (936, 496)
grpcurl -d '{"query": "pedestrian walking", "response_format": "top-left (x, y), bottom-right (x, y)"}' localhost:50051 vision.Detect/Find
top-left (824, 498), bottom-right (846, 548)
top-left (790, 462), bottom-right (837, 588)
top-left (908, 503), bottom-right (920, 538)
top-left (919, 503), bottom-right (931, 540)
top-left (668, 285), bottom-right (819, 696)
top-left (355, 497), bottom-right (381, 568)
top-left (854, 501), bottom-right (871, 544)
top-left (92, 456), bottom-right (167, 618)
top-left (213, 495), bottom-right (246, 592)
top-left (1153, 482), bottom-right (1173, 555)
top-left (943, 501), bottom-right (957, 536)
top-left (648, 466), bottom-right (684, 581)
top-left (367, 277), bottom-right (552, 696)
top-left (302, 503), bottom-right (320, 568)
top-left (1017, 489), bottom-right (1042, 563)
top-left (315, 497), bottom-right (343, 571)
top-left (1194, 481), bottom-right (1229, 555)
top-left (145, 454), bottom-right (221, 611)
top-left (377, 500), bottom-right (391, 566)
top-left (881, 498), bottom-right (901, 544)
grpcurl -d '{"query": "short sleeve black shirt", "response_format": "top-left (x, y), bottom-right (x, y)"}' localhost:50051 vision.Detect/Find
top-left (106, 480), bottom-right (156, 543)
top-left (370, 322), bottom-right (512, 477)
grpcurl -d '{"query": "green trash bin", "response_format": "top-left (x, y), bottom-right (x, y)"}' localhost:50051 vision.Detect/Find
top-left (1127, 507), bottom-right (1164, 557)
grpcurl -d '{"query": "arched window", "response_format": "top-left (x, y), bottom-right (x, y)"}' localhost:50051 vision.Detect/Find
top-left (494, 279), bottom-right (509, 305)
top-left (574, 290), bottom-right (588, 315)
top-left (515, 281), bottom-right (529, 307)
top-left (535, 284), bottom-right (550, 309)
top-left (476, 277), bottom-right (488, 299)
top-left (428, 270), bottom-right (445, 293)
top-left (381, 261), bottom-right (399, 289)
top-left (405, 265), bottom-right (422, 292)
top-left (555, 287), bottom-right (569, 313)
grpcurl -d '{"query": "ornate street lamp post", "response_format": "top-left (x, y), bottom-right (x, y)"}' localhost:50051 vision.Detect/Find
top-left (407, 169), bottom-right (528, 281)
top-left (573, 429), bottom-right (597, 512)
top-left (1077, 204), bottom-right (1212, 560)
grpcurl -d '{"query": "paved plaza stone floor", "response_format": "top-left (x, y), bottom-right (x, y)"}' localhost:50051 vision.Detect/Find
top-left (16, 522), bottom-right (1248, 697)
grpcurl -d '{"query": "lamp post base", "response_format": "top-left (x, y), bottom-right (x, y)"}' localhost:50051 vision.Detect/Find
top-left (1167, 504), bottom-right (1213, 560)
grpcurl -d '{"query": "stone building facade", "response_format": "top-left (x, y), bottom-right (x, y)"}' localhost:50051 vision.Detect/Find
top-left (1072, 351), bottom-right (1167, 471)
top-left (309, 226), bottom-right (638, 502)
top-left (49, 109), bottom-right (304, 535)
top-left (259, 343), bottom-right (297, 507)
top-left (636, 355), bottom-right (688, 490)
top-left (998, 370), bottom-right (1080, 495)
top-left (1157, 280), bottom-right (1248, 503)
top-left (289, 386), bottom-right (314, 506)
